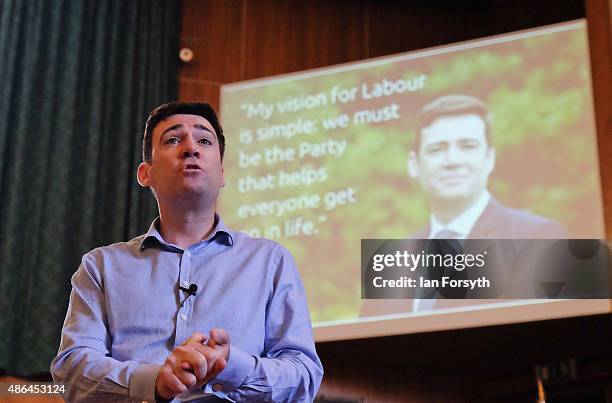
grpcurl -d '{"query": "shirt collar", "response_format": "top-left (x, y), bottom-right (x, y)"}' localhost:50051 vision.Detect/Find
top-left (429, 190), bottom-right (491, 239)
top-left (139, 213), bottom-right (234, 251)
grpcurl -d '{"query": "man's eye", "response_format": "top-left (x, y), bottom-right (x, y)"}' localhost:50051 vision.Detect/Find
top-left (461, 142), bottom-right (479, 150)
top-left (199, 138), bottom-right (212, 145)
top-left (427, 145), bottom-right (445, 154)
top-left (165, 137), bottom-right (180, 144)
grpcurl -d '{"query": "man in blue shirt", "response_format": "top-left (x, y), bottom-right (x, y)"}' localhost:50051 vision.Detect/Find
top-left (51, 102), bottom-right (323, 402)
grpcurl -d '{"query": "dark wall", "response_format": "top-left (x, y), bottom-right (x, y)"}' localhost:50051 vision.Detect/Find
top-left (179, 0), bottom-right (612, 401)
top-left (316, 314), bottom-right (612, 402)
top-left (179, 0), bottom-right (585, 107)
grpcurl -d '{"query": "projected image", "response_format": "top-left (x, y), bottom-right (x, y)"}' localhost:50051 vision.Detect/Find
top-left (219, 21), bottom-right (604, 326)
top-left (406, 94), bottom-right (567, 240)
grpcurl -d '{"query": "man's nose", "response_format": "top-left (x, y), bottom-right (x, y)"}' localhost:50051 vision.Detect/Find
top-left (443, 145), bottom-right (463, 166)
top-left (181, 137), bottom-right (200, 158)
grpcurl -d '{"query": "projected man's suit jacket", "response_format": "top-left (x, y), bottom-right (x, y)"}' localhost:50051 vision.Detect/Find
top-left (360, 197), bottom-right (566, 317)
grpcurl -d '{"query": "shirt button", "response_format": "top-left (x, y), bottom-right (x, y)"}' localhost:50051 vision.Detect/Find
top-left (212, 383), bottom-right (223, 392)
top-left (180, 314), bottom-right (187, 321)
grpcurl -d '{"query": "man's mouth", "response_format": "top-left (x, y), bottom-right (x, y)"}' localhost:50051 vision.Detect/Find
top-left (183, 164), bottom-right (203, 171)
top-left (438, 174), bottom-right (468, 184)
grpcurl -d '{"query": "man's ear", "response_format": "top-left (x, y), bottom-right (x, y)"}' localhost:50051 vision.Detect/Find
top-left (137, 162), bottom-right (151, 187)
top-left (485, 148), bottom-right (496, 176)
top-left (220, 164), bottom-right (225, 187)
top-left (407, 151), bottom-right (420, 179)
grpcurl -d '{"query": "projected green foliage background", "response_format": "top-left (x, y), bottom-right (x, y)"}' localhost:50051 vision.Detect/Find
top-left (220, 23), bottom-right (603, 323)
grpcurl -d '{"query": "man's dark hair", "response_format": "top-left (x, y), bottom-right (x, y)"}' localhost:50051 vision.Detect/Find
top-left (414, 94), bottom-right (493, 152)
top-left (143, 101), bottom-right (225, 162)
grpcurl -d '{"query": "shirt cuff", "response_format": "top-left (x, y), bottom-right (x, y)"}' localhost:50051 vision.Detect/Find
top-left (129, 363), bottom-right (161, 401)
top-left (209, 344), bottom-right (255, 392)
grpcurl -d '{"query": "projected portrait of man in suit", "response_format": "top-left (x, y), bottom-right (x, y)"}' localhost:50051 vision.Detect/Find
top-left (360, 94), bottom-right (565, 316)
top-left (408, 94), bottom-right (564, 240)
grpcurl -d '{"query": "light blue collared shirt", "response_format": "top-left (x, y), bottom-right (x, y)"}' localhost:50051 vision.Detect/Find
top-left (51, 215), bottom-right (323, 402)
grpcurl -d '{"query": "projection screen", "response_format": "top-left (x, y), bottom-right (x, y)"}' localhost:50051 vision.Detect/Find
top-left (219, 20), bottom-right (610, 341)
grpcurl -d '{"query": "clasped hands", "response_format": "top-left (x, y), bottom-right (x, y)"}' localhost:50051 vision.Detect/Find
top-left (155, 328), bottom-right (230, 400)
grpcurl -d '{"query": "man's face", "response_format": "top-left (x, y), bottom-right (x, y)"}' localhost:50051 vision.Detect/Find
top-left (408, 114), bottom-right (495, 203)
top-left (137, 114), bottom-right (225, 203)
